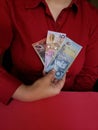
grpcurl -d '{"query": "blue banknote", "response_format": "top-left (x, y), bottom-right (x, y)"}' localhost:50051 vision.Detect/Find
top-left (44, 37), bottom-right (83, 79)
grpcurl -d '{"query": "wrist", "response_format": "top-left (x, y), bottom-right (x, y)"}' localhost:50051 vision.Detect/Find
top-left (12, 84), bottom-right (32, 101)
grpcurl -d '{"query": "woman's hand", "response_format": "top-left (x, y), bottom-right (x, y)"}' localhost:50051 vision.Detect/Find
top-left (12, 70), bottom-right (66, 102)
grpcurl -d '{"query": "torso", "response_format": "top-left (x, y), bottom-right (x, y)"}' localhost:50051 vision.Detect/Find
top-left (2, 0), bottom-right (98, 89)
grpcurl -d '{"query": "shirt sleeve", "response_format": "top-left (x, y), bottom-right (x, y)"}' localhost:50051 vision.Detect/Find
top-left (72, 8), bottom-right (98, 91)
top-left (0, 0), bottom-right (22, 104)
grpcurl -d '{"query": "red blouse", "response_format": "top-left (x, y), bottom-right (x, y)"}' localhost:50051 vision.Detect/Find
top-left (0, 0), bottom-right (98, 104)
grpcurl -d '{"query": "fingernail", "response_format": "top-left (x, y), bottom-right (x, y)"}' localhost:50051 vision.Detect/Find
top-left (51, 69), bottom-right (56, 72)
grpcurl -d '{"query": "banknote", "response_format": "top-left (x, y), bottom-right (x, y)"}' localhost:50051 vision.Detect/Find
top-left (32, 38), bottom-right (46, 65)
top-left (44, 37), bottom-right (83, 79)
top-left (44, 31), bottom-right (66, 69)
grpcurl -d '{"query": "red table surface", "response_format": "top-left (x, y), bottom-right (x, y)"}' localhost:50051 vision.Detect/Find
top-left (0, 92), bottom-right (98, 130)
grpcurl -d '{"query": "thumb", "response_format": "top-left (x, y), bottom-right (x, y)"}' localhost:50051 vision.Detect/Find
top-left (45, 70), bottom-right (55, 81)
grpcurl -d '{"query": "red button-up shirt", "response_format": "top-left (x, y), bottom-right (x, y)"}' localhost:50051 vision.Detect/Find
top-left (0, 0), bottom-right (98, 104)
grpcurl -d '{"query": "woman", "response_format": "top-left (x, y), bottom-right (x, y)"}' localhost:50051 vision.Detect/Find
top-left (0, 0), bottom-right (98, 104)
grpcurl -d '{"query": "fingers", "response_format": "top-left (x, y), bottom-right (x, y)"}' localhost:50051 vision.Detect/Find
top-left (44, 70), bottom-right (56, 83)
top-left (42, 70), bottom-right (66, 90)
top-left (54, 74), bottom-right (66, 89)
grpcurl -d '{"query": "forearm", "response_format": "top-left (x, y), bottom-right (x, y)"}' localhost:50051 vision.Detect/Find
top-left (12, 83), bottom-right (46, 102)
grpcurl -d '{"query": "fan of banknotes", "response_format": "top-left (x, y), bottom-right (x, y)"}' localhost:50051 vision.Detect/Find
top-left (32, 31), bottom-right (82, 79)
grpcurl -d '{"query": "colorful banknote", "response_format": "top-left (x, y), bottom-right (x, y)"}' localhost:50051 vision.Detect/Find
top-left (32, 38), bottom-right (46, 65)
top-left (44, 31), bottom-right (66, 69)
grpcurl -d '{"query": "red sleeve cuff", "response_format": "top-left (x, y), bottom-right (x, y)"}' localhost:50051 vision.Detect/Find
top-left (0, 68), bottom-right (22, 105)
